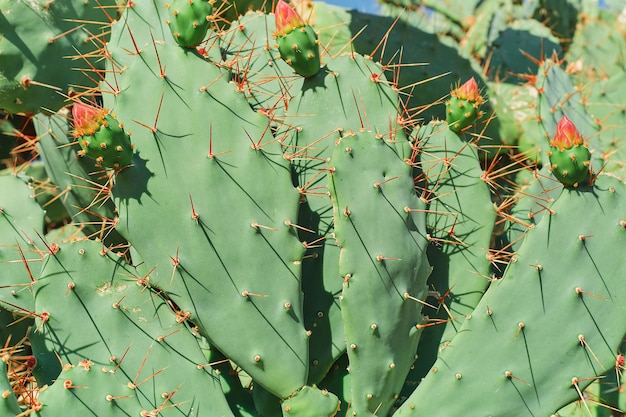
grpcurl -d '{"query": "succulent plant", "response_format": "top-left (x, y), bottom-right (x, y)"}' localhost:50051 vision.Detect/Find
top-left (0, 1), bottom-right (625, 416)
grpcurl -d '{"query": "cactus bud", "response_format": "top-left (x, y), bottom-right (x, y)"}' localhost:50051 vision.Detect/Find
top-left (547, 116), bottom-right (591, 186)
top-left (275, 0), bottom-right (320, 78)
top-left (72, 102), bottom-right (108, 137)
top-left (456, 77), bottom-right (481, 101)
top-left (274, 0), bottom-right (305, 36)
top-left (72, 102), bottom-right (134, 169)
top-left (446, 77), bottom-right (485, 133)
top-left (550, 115), bottom-right (584, 151)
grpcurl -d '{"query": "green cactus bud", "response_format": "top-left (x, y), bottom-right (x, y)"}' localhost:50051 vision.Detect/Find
top-left (547, 115), bottom-right (591, 186)
top-left (274, 0), bottom-right (320, 77)
top-left (72, 102), bottom-right (133, 169)
top-left (446, 77), bottom-right (484, 132)
top-left (166, 0), bottom-right (213, 48)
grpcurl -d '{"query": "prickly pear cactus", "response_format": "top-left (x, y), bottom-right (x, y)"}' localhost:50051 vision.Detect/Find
top-left (396, 174), bottom-right (626, 416)
top-left (1, 0), bottom-right (626, 416)
top-left (446, 78), bottom-right (485, 132)
top-left (547, 116), bottom-right (592, 186)
top-left (274, 0), bottom-right (321, 77)
top-left (328, 131), bottom-right (430, 416)
top-left (71, 102), bottom-right (134, 169)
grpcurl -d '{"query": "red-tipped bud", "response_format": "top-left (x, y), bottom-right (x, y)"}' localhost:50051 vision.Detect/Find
top-left (455, 77), bottom-right (482, 102)
top-left (275, 0), bottom-right (305, 36)
top-left (72, 102), bottom-right (108, 138)
top-left (550, 116), bottom-right (584, 151)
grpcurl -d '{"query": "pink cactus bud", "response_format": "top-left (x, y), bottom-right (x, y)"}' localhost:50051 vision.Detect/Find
top-left (72, 102), bottom-right (108, 137)
top-left (275, 0), bottom-right (305, 36)
top-left (550, 116), bottom-right (584, 151)
top-left (455, 77), bottom-right (481, 102)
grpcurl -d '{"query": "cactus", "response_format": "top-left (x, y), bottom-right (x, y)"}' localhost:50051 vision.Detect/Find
top-left (274, 0), bottom-right (321, 78)
top-left (71, 101), bottom-right (134, 169)
top-left (409, 121), bottom-right (496, 384)
top-left (446, 77), bottom-right (484, 132)
top-left (1, 0), bottom-right (626, 416)
top-left (0, 0), bottom-right (121, 114)
top-left (395, 174), bottom-right (626, 416)
top-left (547, 115), bottom-right (592, 186)
top-left (166, 0), bottom-right (214, 48)
top-left (328, 131), bottom-right (429, 416)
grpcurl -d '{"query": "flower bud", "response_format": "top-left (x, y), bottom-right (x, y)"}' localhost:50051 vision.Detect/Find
top-left (455, 77), bottom-right (481, 102)
top-left (72, 101), bottom-right (134, 169)
top-left (550, 115), bottom-right (584, 151)
top-left (275, 0), bottom-right (305, 37)
top-left (446, 77), bottom-right (484, 133)
top-left (72, 102), bottom-right (108, 137)
top-left (547, 115), bottom-right (591, 186)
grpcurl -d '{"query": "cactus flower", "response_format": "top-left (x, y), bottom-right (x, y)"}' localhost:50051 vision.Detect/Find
top-left (71, 102), bottom-right (133, 169)
top-left (274, 0), bottom-right (320, 77)
top-left (446, 77), bottom-right (484, 132)
top-left (72, 102), bottom-right (108, 137)
top-left (550, 115), bottom-right (584, 151)
top-left (547, 115), bottom-right (591, 186)
top-left (455, 77), bottom-right (482, 102)
top-left (275, 0), bottom-right (305, 36)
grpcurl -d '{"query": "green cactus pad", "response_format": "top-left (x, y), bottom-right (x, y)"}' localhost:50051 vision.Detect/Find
top-left (0, 0), bottom-right (119, 114)
top-left (328, 131), bottom-right (430, 416)
top-left (410, 121), bottom-right (495, 382)
top-left (395, 174), bottom-right (626, 416)
top-left (277, 25), bottom-right (321, 78)
top-left (166, 0), bottom-right (213, 48)
top-left (31, 239), bottom-right (236, 416)
top-left (548, 144), bottom-right (591, 186)
top-left (75, 113), bottom-right (133, 169)
top-left (104, 1), bottom-right (309, 398)
top-left (277, 53), bottom-right (412, 385)
top-left (0, 174), bottom-right (45, 314)
top-left (0, 361), bottom-right (21, 415)
top-left (220, 11), bottom-right (304, 115)
top-left (281, 385), bottom-right (340, 417)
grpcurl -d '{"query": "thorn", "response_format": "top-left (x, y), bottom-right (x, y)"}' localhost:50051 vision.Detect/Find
top-left (189, 195), bottom-right (199, 224)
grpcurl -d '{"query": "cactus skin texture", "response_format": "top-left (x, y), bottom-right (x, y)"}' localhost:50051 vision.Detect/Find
top-left (446, 77), bottom-right (484, 132)
top-left (104, 0), bottom-right (309, 399)
top-left (0, 360), bottom-right (21, 415)
top-left (4, 0), bottom-right (626, 416)
top-left (281, 385), bottom-right (340, 417)
top-left (71, 102), bottom-right (134, 169)
top-left (328, 131), bottom-right (430, 416)
top-left (166, 0), bottom-right (213, 48)
top-left (275, 0), bottom-right (321, 77)
top-left (31, 239), bottom-right (236, 416)
top-left (395, 174), bottom-right (626, 416)
top-left (547, 116), bottom-right (591, 187)
top-left (0, 0), bottom-right (119, 114)
top-left (0, 174), bottom-right (45, 314)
